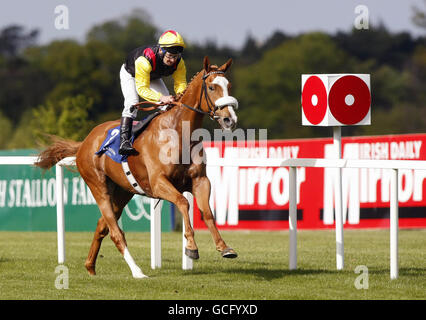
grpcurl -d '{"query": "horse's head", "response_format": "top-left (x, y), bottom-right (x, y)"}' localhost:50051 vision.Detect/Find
top-left (199, 56), bottom-right (238, 130)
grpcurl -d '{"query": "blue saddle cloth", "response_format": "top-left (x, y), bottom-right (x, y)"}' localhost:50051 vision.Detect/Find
top-left (95, 125), bottom-right (131, 163)
top-left (95, 112), bottom-right (161, 163)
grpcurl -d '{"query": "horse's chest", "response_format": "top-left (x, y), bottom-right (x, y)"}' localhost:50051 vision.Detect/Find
top-left (167, 164), bottom-right (203, 190)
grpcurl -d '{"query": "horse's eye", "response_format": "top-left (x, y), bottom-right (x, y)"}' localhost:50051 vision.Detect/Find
top-left (209, 85), bottom-right (214, 91)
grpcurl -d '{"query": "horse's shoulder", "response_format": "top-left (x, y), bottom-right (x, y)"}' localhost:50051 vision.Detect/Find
top-left (188, 162), bottom-right (206, 178)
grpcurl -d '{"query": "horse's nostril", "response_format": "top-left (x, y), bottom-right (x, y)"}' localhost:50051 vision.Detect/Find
top-left (224, 117), bottom-right (232, 125)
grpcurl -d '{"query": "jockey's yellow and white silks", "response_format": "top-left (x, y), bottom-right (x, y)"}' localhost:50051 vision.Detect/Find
top-left (134, 55), bottom-right (187, 102)
top-left (120, 64), bottom-right (170, 118)
top-left (120, 44), bottom-right (188, 118)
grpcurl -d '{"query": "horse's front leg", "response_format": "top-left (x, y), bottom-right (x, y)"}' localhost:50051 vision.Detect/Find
top-left (192, 176), bottom-right (237, 258)
top-left (85, 216), bottom-right (109, 275)
top-left (151, 174), bottom-right (199, 259)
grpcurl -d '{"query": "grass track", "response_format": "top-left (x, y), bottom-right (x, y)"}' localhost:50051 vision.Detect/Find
top-left (0, 229), bottom-right (425, 300)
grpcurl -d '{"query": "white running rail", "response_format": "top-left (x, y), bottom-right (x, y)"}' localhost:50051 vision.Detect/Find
top-left (207, 157), bottom-right (426, 280)
top-left (0, 156), bottom-right (192, 269)
top-left (0, 156), bottom-right (74, 264)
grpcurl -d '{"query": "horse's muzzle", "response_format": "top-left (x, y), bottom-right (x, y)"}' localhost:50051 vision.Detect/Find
top-left (215, 96), bottom-right (238, 130)
top-left (218, 115), bottom-right (237, 130)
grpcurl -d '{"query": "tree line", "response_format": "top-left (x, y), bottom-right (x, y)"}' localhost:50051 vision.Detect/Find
top-left (0, 8), bottom-right (425, 149)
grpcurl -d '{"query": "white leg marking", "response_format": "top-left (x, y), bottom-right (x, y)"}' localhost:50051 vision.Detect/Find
top-left (123, 247), bottom-right (148, 279)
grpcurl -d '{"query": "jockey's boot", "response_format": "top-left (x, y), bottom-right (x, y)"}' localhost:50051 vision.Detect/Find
top-left (119, 117), bottom-right (138, 155)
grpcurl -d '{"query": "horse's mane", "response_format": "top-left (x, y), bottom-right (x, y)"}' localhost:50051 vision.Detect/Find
top-left (174, 65), bottom-right (219, 101)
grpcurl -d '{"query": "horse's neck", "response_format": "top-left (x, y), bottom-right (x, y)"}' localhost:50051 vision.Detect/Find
top-left (172, 76), bottom-right (204, 131)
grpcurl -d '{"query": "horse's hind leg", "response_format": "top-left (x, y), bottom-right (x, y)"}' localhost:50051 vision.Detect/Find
top-left (192, 176), bottom-right (237, 258)
top-left (84, 174), bottom-right (146, 278)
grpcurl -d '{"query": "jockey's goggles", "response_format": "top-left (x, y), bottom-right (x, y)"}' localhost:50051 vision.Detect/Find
top-left (162, 45), bottom-right (184, 54)
top-left (164, 52), bottom-right (181, 60)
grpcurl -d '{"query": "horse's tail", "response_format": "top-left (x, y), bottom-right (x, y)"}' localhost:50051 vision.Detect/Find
top-left (34, 135), bottom-right (82, 170)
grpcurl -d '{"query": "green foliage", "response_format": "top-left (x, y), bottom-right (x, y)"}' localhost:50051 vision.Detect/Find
top-left (6, 110), bottom-right (35, 149)
top-left (6, 95), bottom-right (94, 149)
top-left (0, 25), bottom-right (38, 58)
top-left (370, 65), bottom-right (410, 109)
top-left (0, 9), bottom-right (425, 149)
top-left (0, 111), bottom-right (12, 148)
top-left (408, 45), bottom-right (426, 106)
top-left (86, 9), bottom-right (157, 53)
top-left (24, 39), bottom-right (123, 120)
top-left (31, 94), bottom-right (94, 144)
top-left (333, 24), bottom-right (420, 70)
top-left (0, 42), bottom-right (50, 124)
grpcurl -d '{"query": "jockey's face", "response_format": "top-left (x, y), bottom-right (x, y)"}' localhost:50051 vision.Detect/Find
top-left (163, 52), bottom-right (181, 66)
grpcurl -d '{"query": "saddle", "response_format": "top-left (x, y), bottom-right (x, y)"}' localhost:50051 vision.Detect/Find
top-left (96, 112), bottom-right (161, 163)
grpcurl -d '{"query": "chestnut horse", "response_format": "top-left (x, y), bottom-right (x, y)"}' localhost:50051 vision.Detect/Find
top-left (35, 57), bottom-right (238, 278)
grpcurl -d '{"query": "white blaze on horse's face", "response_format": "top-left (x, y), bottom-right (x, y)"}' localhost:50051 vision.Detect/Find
top-left (212, 76), bottom-right (238, 130)
top-left (212, 76), bottom-right (230, 95)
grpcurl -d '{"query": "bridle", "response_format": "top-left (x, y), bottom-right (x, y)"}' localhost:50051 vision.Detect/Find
top-left (178, 70), bottom-right (238, 121)
top-left (133, 70), bottom-right (238, 121)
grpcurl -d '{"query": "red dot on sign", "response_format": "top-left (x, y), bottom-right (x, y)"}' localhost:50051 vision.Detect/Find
top-left (328, 75), bottom-right (371, 125)
top-left (302, 76), bottom-right (327, 125)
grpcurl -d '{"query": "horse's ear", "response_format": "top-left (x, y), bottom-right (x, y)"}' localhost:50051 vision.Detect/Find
top-left (203, 56), bottom-right (210, 72)
top-left (219, 58), bottom-right (233, 73)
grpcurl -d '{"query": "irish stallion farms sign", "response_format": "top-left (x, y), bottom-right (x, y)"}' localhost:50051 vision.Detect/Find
top-left (0, 150), bottom-right (172, 232)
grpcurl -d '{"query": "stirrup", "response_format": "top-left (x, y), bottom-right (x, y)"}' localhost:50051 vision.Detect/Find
top-left (119, 141), bottom-right (137, 155)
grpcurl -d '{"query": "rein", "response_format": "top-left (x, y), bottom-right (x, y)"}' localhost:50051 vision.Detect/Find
top-left (131, 70), bottom-right (226, 120)
top-left (132, 102), bottom-right (167, 112)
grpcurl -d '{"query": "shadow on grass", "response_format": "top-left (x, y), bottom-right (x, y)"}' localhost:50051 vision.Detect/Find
top-left (182, 267), bottom-right (338, 280)
top-left (367, 267), bottom-right (426, 277)
top-left (0, 257), bottom-right (10, 263)
top-left (399, 267), bottom-right (426, 276)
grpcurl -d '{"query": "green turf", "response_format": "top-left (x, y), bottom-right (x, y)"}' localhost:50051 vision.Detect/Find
top-left (0, 229), bottom-right (424, 300)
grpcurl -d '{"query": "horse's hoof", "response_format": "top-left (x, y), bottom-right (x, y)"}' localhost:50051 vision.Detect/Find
top-left (85, 264), bottom-right (96, 276)
top-left (221, 247), bottom-right (238, 259)
top-left (132, 267), bottom-right (148, 279)
top-left (133, 272), bottom-right (148, 279)
top-left (185, 247), bottom-right (199, 260)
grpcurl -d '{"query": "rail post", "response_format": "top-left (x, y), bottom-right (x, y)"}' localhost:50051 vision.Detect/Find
top-left (289, 166), bottom-right (298, 270)
top-left (55, 163), bottom-right (65, 264)
top-left (150, 199), bottom-right (162, 269)
top-left (390, 169), bottom-right (399, 279)
top-left (333, 127), bottom-right (344, 270)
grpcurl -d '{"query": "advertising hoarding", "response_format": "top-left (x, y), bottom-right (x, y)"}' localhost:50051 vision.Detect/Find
top-left (194, 133), bottom-right (426, 230)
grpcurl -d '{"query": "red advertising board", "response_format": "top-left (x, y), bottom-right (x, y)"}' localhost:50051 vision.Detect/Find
top-left (193, 133), bottom-right (426, 230)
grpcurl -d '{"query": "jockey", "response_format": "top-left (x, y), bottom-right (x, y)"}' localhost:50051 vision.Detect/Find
top-left (119, 30), bottom-right (187, 155)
